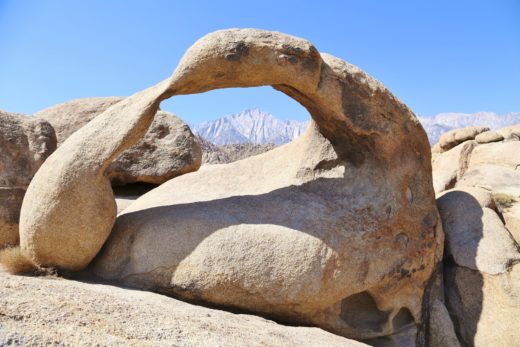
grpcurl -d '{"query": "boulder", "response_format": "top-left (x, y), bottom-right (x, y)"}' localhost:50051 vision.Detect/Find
top-left (466, 141), bottom-right (520, 169)
top-left (437, 188), bottom-right (520, 275)
top-left (437, 188), bottom-right (520, 346)
top-left (36, 97), bottom-right (122, 145)
top-left (495, 123), bottom-right (520, 140)
top-left (474, 130), bottom-right (503, 144)
top-left (438, 126), bottom-right (488, 152)
top-left (37, 98), bottom-right (202, 186)
top-left (0, 110), bottom-right (56, 248)
top-left (456, 141), bottom-right (520, 195)
top-left (431, 140), bottom-right (476, 194)
top-left (0, 272), bottom-right (366, 347)
top-left (80, 29), bottom-right (439, 344)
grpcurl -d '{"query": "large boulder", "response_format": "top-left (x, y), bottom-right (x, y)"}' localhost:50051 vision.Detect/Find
top-left (36, 97), bottom-right (202, 186)
top-left (474, 130), bottom-right (503, 144)
top-left (438, 126), bottom-right (489, 152)
top-left (432, 127), bottom-right (520, 195)
top-left (0, 272), bottom-right (365, 347)
top-left (21, 28), bottom-right (441, 344)
top-left (431, 140), bottom-right (476, 193)
top-left (0, 110), bottom-right (56, 248)
top-left (437, 187), bottom-right (520, 346)
top-left (36, 97), bottom-right (122, 145)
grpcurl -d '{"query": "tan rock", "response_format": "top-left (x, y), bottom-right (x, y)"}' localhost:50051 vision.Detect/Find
top-left (37, 98), bottom-right (202, 185)
top-left (437, 189), bottom-right (520, 274)
top-left (438, 188), bottom-right (520, 346)
top-left (20, 80), bottom-right (172, 270)
top-left (85, 28), bottom-right (441, 344)
top-left (467, 140), bottom-right (520, 169)
top-left (500, 202), bottom-right (520, 244)
top-left (106, 111), bottom-right (202, 185)
top-left (474, 130), bottom-right (503, 144)
top-left (457, 165), bottom-right (520, 196)
top-left (445, 264), bottom-right (520, 347)
top-left (0, 110), bottom-right (56, 248)
top-left (495, 123), bottom-right (520, 140)
top-left (438, 126), bottom-right (488, 152)
top-left (36, 97), bottom-right (122, 145)
top-left (0, 272), bottom-right (366, 347)
top-left (431, 140), bottom-right (476, 194)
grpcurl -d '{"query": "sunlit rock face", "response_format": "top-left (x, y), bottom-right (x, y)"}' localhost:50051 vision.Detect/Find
top-left (18, 29), bottom-right (440, 344)
top-left (36, 97), bottom-right (202, 186)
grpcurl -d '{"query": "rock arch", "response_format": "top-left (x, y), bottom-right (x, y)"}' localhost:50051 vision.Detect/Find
top-left (19, 29), bottom-right (441, 342)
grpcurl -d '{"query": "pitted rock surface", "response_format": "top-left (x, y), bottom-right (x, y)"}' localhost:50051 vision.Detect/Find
top-left (20, 29), bottom-right (440, 343)
top-left (0, 109), bottom-right (56, 248)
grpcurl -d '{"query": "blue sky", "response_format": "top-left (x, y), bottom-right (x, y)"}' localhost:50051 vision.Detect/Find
top-left (0, 1), bottom-right (518, 123)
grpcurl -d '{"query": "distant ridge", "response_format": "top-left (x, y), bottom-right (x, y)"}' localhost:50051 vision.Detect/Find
top-left (194, 109), bottom-right (520, 146)
top-left (193, 108), bottom-right (308, 145)
top-left (418, 112), bottom-right (520, 144)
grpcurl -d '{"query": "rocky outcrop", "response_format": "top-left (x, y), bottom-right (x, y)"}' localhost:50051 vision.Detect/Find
top-left (37, 97), bottom-right (202, 186)
top-left (199, 136), bottom-right (276, 164)
top-left (432, 123), bottom-right (520, 345)
top-left (431, 140), bottom-right (476, 193)
top-left (15, 28), bottom-right (437, 344)
top-left (437, 126), bottom-right (489, 152)
top-left (437, 187), bottom-right (520, 346)
top-left (0, 110), bottom-right (56, 248)
top-left (0, 272), bottom-right (366, 347)
top-left (432, 126), bottom-right (520, 194)
top-left (474, 130), bottom-right (503, 144)
top-left (106, 111), bottom-right (202, 185)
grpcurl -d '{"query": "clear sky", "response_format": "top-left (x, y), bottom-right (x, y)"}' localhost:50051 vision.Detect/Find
top-left (1, 1), bottom-right (519, 123)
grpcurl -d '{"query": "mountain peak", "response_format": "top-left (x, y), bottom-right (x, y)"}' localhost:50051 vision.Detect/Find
top-left (195, 109), bottom-right (520, 146)
top-left (194, 109), bottom-right (309, 145)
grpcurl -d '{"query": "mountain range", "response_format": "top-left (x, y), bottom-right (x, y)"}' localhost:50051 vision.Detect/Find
top-left (193, 108), bottom-right (308, 145)
top-left (194, 109), bottom-right (520, 146)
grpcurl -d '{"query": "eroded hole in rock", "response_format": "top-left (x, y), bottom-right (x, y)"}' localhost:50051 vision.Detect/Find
top-left (392, 307), bottom-right (414, 330)
top-left (340, 291), bottom-right (389, 332)
top-left (160, 86), bottom-right (312, 165)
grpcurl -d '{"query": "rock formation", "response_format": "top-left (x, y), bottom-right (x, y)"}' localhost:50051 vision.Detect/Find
top-left (0, 110), bottom-right (56, 248)
top-left (0, 272), bottom-right (366, 347)
top-left (437, 126), bottom-right (489, 152)
top-left (9, 28), bottom-right (437, 344)
top-left (432, 127), bottom-right (520, 346)
top-left (199, 136), bottom-right (276, 164)
top-left (37, 97), bottom-right (202, 185)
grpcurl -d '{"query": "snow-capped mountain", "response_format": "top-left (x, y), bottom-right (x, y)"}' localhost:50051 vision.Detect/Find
top-left (418, 112), bottom-right (520, 144)
top-left (193, 108), bottom-right (308, 145)
top-left (194, 109), bottom-right (520, 146)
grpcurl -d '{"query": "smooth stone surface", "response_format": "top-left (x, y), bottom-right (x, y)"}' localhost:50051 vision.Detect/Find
top-left (431, 141), bottom-right (476, 194)
top-left (438, 186), bottom-right (520, 346)
top-left (475, 130), bottom-right (503, 144)
top-left (437, 188), bottom-right (520, 275)
top-left (37, 97), bottom-right (202, 186)
top-left (438, 126), bottom-right (488, 152)
top-left (89, 29), bottom-right (441, 343)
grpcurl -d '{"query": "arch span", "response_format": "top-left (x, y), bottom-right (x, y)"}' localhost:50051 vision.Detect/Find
top-left (19, 28), bottom-right (441, 343)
